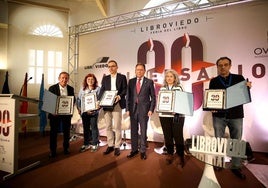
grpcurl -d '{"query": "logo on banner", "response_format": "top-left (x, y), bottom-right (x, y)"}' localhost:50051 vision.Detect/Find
top-left (140, 17), bottom-right (199, 34)
top-left (254, 47), bottom-right (268, 58)
top-left (84, 57), bottom-right (109, 70)
top-left (137, 33), bottom-right (214, 111)
top-left (0, 110), bottom-right (12, 137)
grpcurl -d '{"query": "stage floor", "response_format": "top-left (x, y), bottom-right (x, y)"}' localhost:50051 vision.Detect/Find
top-left (0, 132), bottom-right (267, 188)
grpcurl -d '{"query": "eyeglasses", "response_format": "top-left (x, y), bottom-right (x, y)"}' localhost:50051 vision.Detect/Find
top-left (108, 65), bottom-right (117, 68)
top-left (217, 63), bottom-right (230, 67)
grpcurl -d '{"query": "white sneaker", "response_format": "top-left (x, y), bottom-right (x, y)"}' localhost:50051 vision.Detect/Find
top-left (91, 145), bottom-right (98, 152)
top-left (80, 145), bottom-right (91, 152)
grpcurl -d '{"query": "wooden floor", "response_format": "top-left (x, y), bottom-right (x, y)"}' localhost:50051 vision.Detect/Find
top-left (0, 132), bottom-right (267, 188)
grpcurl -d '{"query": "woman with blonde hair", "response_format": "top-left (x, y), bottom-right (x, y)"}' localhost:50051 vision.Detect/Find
top-left (158, 69), bottom-right (185, 167)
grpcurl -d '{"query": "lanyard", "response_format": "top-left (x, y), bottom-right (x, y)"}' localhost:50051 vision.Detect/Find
top-left (218, 74), bottom-right (232, 88)
top-left (86, 88), bottom-right (93, 94)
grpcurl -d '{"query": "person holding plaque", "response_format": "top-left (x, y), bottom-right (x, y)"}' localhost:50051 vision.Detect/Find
top-left (99, 60), bottom-right (127, 156)
top-left (158, 69), bottom-right (185, 167)
top-left (126, 63), bottom-right (156, 160)
top-left (48, 72), bottom-right (75, 158)
top-left (209, 56), bottom-right (252, 179)
top-left (77, 73), bottom-right (100, 152)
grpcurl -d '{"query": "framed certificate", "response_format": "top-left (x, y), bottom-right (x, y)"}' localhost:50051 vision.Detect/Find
top-left (56, 96), bottom-right (74, 115)
top-left (203, 89), bottom-right (225, 110)
top-left (157, 90), bottom-right (194, 116)
top-left (81, 93), bottom-right (98, 113)
top-left (203, 80), bottom-right (251, 110)
top-left (99, 90), bottom-right (118, 107)
top-left (157, 91), bottom-right (175, 112)
top-left (42, 89), bottom-right (74, 115)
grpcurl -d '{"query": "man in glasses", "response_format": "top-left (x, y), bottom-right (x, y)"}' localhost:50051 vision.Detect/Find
top-left (99, 60), bottom-right (127, 157)
top-left (209, 56), bottom-right (252, 179)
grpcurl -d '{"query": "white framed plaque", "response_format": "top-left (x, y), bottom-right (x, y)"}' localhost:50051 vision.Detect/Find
top-left (99, 90), bottom-right (118, 107)
top-left (56, 96), bottom-right (74, 115)
top-left (157, 91), bottom-right (175, 112)
top-left (157, 90), bottom-right (194, 116)
top-left (203, 89), bottom-right (225, 110)
top-left (81, 93), bottom-right (98, 113)
top-left (203, 80), bottom-right (251, 110)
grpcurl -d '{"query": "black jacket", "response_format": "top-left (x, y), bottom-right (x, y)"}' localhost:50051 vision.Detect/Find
top-left (48, 83), bottom-right (75, 119)
top-left (209, 73), bottom-right (245, 119)
top-left (99, 73), bottom-right (127, 110)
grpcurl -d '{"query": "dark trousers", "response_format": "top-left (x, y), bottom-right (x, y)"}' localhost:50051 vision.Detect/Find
top-left (81, 112), bottom-right (99, 145)
top-left (130, 107), bottom-right (149, 153)
top-left (49, 115), bottom-right (71, 154)
top-left (160, 116), bottom-right (185, 156)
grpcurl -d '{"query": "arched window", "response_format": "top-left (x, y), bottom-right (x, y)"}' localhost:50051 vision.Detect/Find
top-left (30, 24), bottom-right (63, 38)
top-left (28, 24), bottom-right (64, 85)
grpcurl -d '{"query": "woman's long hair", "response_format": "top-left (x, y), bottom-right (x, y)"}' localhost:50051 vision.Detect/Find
top-left (82, 73), bottom-right (98, 90)
top-left (163, 69), bottom-right (181, 87)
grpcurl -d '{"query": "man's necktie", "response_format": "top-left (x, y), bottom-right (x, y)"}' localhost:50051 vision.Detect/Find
top-left (136, 78), bottom-right (141, 94)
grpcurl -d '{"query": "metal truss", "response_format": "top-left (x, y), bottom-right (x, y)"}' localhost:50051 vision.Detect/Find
top-left (68, 0), bottom-right (253, 36)
top-left (68, 33), bottom-right (79, 91)
top-left (68, 0), bottom-right (254, 91)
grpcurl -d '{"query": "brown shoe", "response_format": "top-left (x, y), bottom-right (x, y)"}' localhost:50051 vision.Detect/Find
top-left (165, 154), bottom-right (174, 165)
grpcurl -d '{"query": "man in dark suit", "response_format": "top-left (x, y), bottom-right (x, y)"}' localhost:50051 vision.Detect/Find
top-left (99, 60), bottom-right (127, 156)
top-left (48, 72), bottom-right (75, 158)
top-left (209, 57), bottom-right (252, 179)
top-left (126, 63), bottom-right (156, 160)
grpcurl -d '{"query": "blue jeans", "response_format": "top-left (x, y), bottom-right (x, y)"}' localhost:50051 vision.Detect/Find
top-left (212, 117), bottom-right (243, 168)
top-left (81, 112), bottom-right (99, 145)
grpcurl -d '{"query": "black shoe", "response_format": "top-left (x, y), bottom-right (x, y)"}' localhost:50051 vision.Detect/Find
top-left (140, 152), bottom-right (147, 160)
top-left (165, 154), bottom-right (174, 165)
top-left (214, 166), bottom-right (223, 171)
top-left (247, 156), bottom-right (255, 163)
top-left (231, 169), bottom-right (246, 180)
top-left (127, 150), bottom-right (139, 158)
top-left (49, 152), bottom-right (56, 158)
top-left (103, 146), bottom-right (114, 155)
top-left (180, 156), bottom-right (185, 168)
top-left (114, 148), bottom-right (120, 156)
top-left (64, 149), bottom-right (70, 155)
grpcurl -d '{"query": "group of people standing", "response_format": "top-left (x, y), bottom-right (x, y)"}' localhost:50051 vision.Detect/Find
top-left (47, 57), bottom-right (251, 179)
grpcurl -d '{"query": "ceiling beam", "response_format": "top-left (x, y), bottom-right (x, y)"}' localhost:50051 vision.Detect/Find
top-left (95, 0), bottom-right (107, 17)
top-left (7, 0), bottom-right (70, 13)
